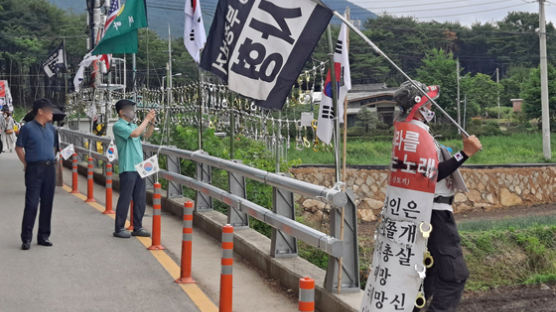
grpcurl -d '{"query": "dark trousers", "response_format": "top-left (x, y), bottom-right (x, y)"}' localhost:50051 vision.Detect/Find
top-left (115, 171), bottom-right (146, 232)
top-left (21, 163), bottom-right (56, 242)
top-left (415, 210), bottom-right (469, 312)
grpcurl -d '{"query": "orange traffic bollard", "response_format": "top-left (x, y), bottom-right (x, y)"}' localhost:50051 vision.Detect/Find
top-left (103, 163), bottom-right (115, 214)
top-left (175, 201), bottom-right (195, 284)
top-left (298, 277), bottom-right (315, 312)
top-left (127, 200), bottom-right (134, 231)
top-left (71, 153), bottom-right (78, 193)
top-left (219, 224), bottom-right (234, 312)
top-left (85, 157), bottom-right (95, 202)
top-left (148, 183), bottom-right (165, 250)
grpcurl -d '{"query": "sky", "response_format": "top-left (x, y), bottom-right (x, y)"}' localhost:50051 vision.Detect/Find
top-left (349, 0), bottom-right (556, 26)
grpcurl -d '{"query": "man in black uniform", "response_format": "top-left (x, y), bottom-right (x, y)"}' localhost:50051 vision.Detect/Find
top-left (394, 81), bottom-right (482, 312)
top-left (15, 99), bottom-right (63, 250)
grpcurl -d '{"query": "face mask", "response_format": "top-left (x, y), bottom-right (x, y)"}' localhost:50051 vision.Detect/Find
top-left (420, 106), bottom-right (435, 123)
top-left (123, 109), bottom-right (135, 120)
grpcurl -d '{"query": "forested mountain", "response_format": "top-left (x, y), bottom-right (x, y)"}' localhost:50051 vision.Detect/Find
top-left (48, 0), bottom-right (377, 39)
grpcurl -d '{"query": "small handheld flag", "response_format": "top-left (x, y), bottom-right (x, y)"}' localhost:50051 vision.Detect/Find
top-left (135, 155), bottom-right (159, 179)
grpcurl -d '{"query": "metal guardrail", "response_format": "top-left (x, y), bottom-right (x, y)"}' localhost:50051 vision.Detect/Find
top-left (58, 127), bottom-right (360, 293)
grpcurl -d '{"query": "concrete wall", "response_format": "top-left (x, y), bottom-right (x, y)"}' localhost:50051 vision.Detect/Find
top-left (291, 164), bottom-right (556, 224)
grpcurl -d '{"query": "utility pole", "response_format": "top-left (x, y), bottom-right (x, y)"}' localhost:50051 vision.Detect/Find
top-left (456, 58), bottom-right (461, 127)
top-left (496, 67), bottom-right (500, 120)
top-left (539, 0), bottom-right (552, 160)
top-left (463, 94), bottom-right (467, 131)
top-left (168, 24), bottom-right (173, 106)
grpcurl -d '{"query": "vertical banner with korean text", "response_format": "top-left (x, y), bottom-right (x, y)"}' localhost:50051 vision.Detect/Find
top-left (361, 122), bottom-right (438, 312)
top-left (200, 0), bottom-right (332, 110)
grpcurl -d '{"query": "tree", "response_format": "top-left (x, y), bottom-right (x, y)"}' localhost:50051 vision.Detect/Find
top-left (416, 49), bottom-right (459, 117)
top-left (520, 65), bottom-right (556, 126)
top-left (461, 73), bottom-right (502, 117)
top-left (500, 65), bottom-right (531, 107)
top-left (356, 107), bottom-right (380, 134)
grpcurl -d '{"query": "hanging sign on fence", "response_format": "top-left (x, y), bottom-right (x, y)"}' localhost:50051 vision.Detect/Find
top-left (200, 0), bottom-right (332, 110)
top-left (60, 144), bottom-right (75, 160)
top-left (106, 140), bottom-right (118, 162)
top-left (136, 155), bottom-right (159, 179)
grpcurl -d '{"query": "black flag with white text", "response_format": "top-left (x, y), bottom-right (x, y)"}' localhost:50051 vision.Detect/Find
top-left (200, 0), bottom-right (332, 110)
top-left (42, 43), bottom-right (66, 78)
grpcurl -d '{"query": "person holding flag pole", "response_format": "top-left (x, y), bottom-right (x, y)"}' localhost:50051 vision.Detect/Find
top-left (305, 2), bottom-right (482, 311)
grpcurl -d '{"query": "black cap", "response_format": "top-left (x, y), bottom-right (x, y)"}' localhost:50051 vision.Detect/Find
top-left (33, 98), bottom-right (64, 115)
top-left (115, 99), bottom-right (136, 113)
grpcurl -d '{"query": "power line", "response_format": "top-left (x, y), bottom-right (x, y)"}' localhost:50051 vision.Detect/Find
top-left (357, 0), bottom-right (512, 12)
top-left (413, 2), bottom-right (531, 19)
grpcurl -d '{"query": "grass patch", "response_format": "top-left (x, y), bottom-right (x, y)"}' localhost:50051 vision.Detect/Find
top-left (458, 215), bottom-right (556, 232)
top-left (524, 273), bottom-right (556, 285)
top-left (460, 225), bottom-right (556, 291)
top-left (290, 132), bottom-right (556, 165)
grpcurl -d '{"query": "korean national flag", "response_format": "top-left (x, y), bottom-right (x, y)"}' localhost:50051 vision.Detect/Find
top-left (60, 144), bottom-right (75, 160)
top-left (105, 140), bottom-right (118, 163)
top-left (184, 0), bottom-right (207, 63)
top-left (135, 155), bottom-right (159, 179)
top-left (316, 21), bottom-right (351, 145)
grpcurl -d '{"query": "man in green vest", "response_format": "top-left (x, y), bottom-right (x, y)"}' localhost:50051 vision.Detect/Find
top-left (112, 99), bottom-right (156, 238)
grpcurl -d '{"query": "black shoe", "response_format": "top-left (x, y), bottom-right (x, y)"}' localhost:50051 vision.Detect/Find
top-left (38, 240), bottom-right (53, 247)
top-left (131, 228), bottom-right (151, 237)
top-left (113, 230), bottom-right (131, 238)
top-left (21, 241), bottom-right (31, 250)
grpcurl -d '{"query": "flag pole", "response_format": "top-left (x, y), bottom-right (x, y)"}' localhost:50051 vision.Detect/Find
top-left (310, 1), bottom-right (470, 137)
top-left (327, 26), bottom-right (341, 185)
top-left (326, 24), bottom-right (345, 294)
top-left (342, 7), bottom-right (350, 182)
top-left (133, 53), bottom-right (137, 102)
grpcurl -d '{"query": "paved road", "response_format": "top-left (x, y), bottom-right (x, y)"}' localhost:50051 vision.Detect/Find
top-left (0, 152), bottom-right (199, 312)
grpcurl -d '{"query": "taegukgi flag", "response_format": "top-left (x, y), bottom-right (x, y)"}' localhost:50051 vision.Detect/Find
top-left (316, 21), bottom-right (351, 145)
top-left (135, 155), bottom-right (159, 179)
top-left (106, 140), bottom-right (118, 163)
top-left (60, 144), bottom-right (75, 160)
top-left (184, 0), bottom-right (207, 63)
top-left (200, 0), bottom-right (332, 110)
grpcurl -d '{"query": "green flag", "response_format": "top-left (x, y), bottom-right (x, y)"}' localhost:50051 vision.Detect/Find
top-left (92, 0), bottom-right (148, 55)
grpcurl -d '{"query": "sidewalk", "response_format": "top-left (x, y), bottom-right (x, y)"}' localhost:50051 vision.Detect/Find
top-left (61, 156), bottom-right (299, 312)
top-left (0, 152), bottom-right (199, 312)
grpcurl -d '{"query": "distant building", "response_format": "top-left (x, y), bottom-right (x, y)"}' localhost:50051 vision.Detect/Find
top-left (345, 83), bottom-right (398, 127)
top-left (511, 99), bottom-right (523, 112)
top-left (313, 83), bottom-right (399, 127)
